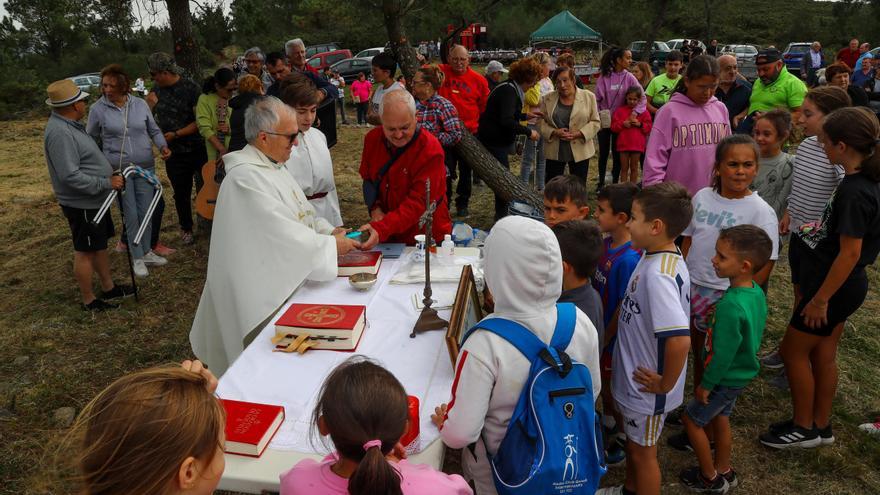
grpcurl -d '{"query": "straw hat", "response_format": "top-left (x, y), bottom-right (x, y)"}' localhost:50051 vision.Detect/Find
top-left (46, 79), bottom-right (89, 108)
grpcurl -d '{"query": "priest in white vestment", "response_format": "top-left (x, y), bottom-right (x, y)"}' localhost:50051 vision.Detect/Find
top-left (281, 74), bottom-right (343, 227)
top-left (190, 96), bottom-right (360, 376)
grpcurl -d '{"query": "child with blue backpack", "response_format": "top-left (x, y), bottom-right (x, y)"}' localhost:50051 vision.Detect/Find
top-left (432, 215), bottom-right (602, 495)
top-left (597, 182), bottom-right (693, 495)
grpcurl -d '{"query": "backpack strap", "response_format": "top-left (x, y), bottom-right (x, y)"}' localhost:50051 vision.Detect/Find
top-left (549, 302), bottom-right (576, 350)
top-left (463, 317), bottom-right (546, 360)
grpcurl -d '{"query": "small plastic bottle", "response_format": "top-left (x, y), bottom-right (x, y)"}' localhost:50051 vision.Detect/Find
top-left (441, 234), bottom-right (454, 258)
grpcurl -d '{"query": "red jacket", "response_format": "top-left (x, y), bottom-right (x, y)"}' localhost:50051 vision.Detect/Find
top-left (360, 127), bottom-right (452, 244)
top-left (611, 106), bottom-right (652, 153)
top-left (438, 65), bottom-right (489, 134)
top-left (836, 48), bottom-right (860, 70)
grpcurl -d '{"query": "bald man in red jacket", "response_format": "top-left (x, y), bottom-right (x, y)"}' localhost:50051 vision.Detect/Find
top-left (359, 90), bottom-right (451, 248)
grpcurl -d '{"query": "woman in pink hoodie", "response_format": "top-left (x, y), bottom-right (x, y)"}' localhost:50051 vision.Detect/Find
top-left (643, 55), bottom-right (731, 196)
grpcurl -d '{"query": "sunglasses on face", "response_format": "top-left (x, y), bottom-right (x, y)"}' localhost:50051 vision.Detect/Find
top-left (263, 130), bottom-right (299, 145)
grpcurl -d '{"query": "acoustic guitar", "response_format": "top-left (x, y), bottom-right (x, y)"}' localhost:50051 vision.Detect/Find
top-left (195, 159), bottom-right (220, 220)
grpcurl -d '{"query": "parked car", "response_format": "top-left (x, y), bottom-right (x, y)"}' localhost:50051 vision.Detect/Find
top-left (306, 42), bottom-right (340, 58)
top-left (307, 49), bottom-right (353, 72)
top-left (355, 47), bottom-right (386, 61)
top-left (68, 73), bottom-right (101, 92)
top-left (629, 41), bottom-right (671, 70)
top-left (720, 44), bottom-right (759, 81)
top-left (782, 42), bottom-right (812, 76)
top-left (330, 57), bottom-right (374, 83)
top-left (667, 39), bottom-right (707, 54)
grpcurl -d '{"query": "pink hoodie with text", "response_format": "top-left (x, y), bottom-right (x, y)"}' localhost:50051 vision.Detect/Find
top-left (642, 92), bottom-right (731, 196)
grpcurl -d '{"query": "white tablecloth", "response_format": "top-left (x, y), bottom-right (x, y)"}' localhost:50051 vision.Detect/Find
top-left (216, 253), bottom-right (459, 455)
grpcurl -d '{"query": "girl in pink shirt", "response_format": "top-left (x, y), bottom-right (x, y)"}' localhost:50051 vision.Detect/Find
top-left (280, 359), bottom-right (472, 495)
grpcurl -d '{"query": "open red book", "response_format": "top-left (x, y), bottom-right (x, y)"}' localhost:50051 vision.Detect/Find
top-left (220, 399), bottom-right (285, 457)
top-left (274, 304), bottom-right (367, 351)
top-left (337, 250), bottom-right (382, 276)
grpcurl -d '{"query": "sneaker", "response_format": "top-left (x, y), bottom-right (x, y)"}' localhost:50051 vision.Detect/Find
top-left (605, 442), bottom-right (626, 466)
top-left (719, 468), bottom-right (738, 489)
top-left (668, 431), bottom-right (715, 452)
top-left (152, 242), bottom-right (176, 256)
top-left (769, 417), bottom-right (794, 435)
top-left (761, 350), bottom-right (785, 369)
top-left (759, 423), bottom-right (821, 449)
top-left (858, 418), bottom-right (880, 435)
top-left (82, 298), bottom-right (118, 311)
top-left (679, 466), bottom-right (729, 493)
top-left (817, 423), bottom-right (835, 445)
top-left (767, 371), bottom-right (789, 390)
top-left (133, 259), bottom-right (149, 277)
top-left (100, 284), bottom-right (136, 300)
top-left (142, 251), bottom-right (168, 266)
top-left (665, 408), bottom-right (683, 427)
top-left (180, 230), bottom-right (194, 245)
top-left (114, 240), bottom-right (127, 253)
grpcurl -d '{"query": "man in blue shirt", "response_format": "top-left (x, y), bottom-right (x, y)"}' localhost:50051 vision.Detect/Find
top-left (716, 55), bottom-right (752, 132)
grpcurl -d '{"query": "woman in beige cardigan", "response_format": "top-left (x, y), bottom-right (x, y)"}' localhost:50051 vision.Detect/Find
top-left (538, 66), bottom-right (601, 185)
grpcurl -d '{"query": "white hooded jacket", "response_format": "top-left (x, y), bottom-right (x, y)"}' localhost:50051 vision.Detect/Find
top-left (439, 216), bottom-right (601, 494)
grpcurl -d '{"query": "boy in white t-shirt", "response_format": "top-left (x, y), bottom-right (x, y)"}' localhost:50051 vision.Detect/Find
top-left (432, 216), bottom-right (601, 495)
top-left (598, 182), bottom-right (693, 495)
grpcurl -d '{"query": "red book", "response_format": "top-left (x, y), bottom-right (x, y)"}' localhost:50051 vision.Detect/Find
top-left (274, 304), bottom-right (367, 351)
top-left (337, 250), bottom-right (382, 276)
top-left (220, 399), bottom-right (285, 457)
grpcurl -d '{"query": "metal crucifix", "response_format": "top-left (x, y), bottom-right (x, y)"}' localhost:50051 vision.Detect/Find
top-left (411, 178), bottom-right (448, 338)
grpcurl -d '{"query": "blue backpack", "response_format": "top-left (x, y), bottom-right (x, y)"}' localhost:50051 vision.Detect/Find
top-left (462, 303), bottom-right (606, 494)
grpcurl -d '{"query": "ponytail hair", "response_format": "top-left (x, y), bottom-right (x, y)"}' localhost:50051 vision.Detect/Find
top-left (822, 107), bottom-right (880, 182)
top-left (202, 67), bottom-right (236, 94)
top-left (804, 85), bottom-right (851, 115)
top-left (599, 46), bottom-right (627, 77)
top-left (311, 358), bottom-right (408, 495)
top-left (674, 54), bottom-right (720, 95)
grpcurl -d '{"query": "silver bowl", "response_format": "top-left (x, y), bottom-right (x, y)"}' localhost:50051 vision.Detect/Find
top-left (349, 272), bottom-right (377, 291)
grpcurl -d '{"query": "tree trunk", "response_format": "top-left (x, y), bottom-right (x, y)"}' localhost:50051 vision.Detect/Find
top-left (166, 0), bottom-right (200, 78)
top-left (382, 0), bottom-right (419, 90)
top-left (453, 133), bottom-right (543, 211)
top-left (644, 0), bottom-right (670, 63)
top-left (704, 0), bottom-right (711, 41)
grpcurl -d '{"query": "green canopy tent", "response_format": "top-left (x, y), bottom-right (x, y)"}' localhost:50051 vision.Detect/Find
top-left (529, 10), bottom-right (603, 49)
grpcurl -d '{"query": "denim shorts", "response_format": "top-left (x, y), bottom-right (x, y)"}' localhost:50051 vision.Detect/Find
top-left (684, 385), bottom-right (744, 428)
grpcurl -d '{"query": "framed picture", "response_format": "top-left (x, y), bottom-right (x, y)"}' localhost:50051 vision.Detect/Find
top-left (446, 265), bottom-right (484, 366)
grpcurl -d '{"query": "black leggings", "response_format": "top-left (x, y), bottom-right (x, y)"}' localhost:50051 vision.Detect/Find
top-left (165, 148), bottom-right (207, 232)
top-left (597, 129), bottom-right (621, 187)
top-left (546, 159), bottom-right (589, 186)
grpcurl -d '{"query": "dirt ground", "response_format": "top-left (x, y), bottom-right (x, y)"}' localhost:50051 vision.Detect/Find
top-left (1, 117), bottom-right (879, 494)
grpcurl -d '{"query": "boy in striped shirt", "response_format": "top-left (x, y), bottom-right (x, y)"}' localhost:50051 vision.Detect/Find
top-left (599, 182), bottom-right (693, 495)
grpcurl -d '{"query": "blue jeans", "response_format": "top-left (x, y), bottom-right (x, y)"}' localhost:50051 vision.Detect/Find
top-left (519, 124), bottom-right (545, 189)
top-left (122, 167), bottom-right (158, 259)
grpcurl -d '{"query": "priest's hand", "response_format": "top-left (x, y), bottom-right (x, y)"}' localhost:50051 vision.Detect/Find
top-left (334, 232), bottom-right (361, 255)
top-left (181, 359), bottom-right (218, 394)
top-left (370, 207), bottom-right (385, 222)
top-left (358, 224), bottom-right (380, 250)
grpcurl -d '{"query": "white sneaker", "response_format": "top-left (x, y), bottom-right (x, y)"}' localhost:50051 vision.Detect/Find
top-left (859, 419), bottom-right (880, 435)
top-left (142, 251), bottom-right (168, 266)
top-left (596, 486), bottom-right (625, 495)
top-left (133, 259), bottom-right (149, 277)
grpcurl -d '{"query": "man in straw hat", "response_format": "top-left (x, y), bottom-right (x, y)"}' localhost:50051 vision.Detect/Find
top-left (43, 79), bottom-right (133, 311)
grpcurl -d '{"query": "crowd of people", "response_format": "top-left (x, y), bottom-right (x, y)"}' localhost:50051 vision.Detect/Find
top-left (42, 33), bottom-right (880, 495)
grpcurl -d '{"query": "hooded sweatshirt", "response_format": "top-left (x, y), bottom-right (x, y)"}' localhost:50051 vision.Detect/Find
top-left (438, 216), bottom-right (601, 495)
top-left (642, 92), bottom-right (731, 196)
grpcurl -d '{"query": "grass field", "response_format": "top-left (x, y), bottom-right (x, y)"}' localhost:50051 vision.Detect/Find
top-left (1, 116), bottom-right (879, 494)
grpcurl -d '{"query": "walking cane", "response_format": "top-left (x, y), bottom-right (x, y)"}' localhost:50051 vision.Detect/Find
top-left (110, 170), bottom-right (139, 301)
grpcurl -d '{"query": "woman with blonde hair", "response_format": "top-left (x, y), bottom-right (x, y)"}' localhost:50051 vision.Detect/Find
top-left (539, 66), bottom-right (600, 184)
top-left (631, 61), bottom-right (654, 90)
top-left (520, 51), bottom-right (554, 190)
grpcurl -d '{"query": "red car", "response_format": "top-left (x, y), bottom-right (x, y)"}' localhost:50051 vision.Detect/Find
top-left (307, 49), bottom-right (353, 72)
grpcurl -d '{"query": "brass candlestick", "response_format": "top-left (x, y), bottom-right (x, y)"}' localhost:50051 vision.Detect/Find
top-left (411, 179), bottom-right (448, 338)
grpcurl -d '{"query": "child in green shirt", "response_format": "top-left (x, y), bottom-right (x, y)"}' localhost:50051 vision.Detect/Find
top-left (678, 225), bottom-right (773, 493)
top-left (645, 50), bottom-right (683, 114)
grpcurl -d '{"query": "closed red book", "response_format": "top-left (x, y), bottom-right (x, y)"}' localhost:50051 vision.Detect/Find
top-left (337, 250), bottom-right (382, 276)
top-left (220, 399), bottom-right (285, 457)
top-left (274, 304), bottom-right (367, 351)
